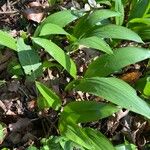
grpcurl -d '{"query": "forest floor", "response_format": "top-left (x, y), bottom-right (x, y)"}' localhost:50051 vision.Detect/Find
top-left (0, 0), bottom-right (150, 150)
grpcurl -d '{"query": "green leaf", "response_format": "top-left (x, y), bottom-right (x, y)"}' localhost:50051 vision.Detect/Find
top-left (43, 10), bottom-right (78, 27)
top-left (36, 81), bottom-right (62, 110)
top-left (143, 77), bottom-right (150, 97)
top-left (7, 59), bottom-right (24, 77)
top-left (41, 136), bottom-right (64, 150)
top-left (78, 36), bottom-right (113, 54)
top-left (17, 38), bottom-right (42, 79)
top-left (129, 18), bottom-right (150, 25)
top-left (39, 23), bottom-right (69, 36)
top-left (129, 0), bottom-right (150, 20)
top-left (61, 101), bottom-right (118, 124)
top-left (74, 9), bottom-right (120, 38)
top-left (86, 24), bottom-right (143, 43)
top-left (27, 146), bottom-right (38, 150)
top-left (32, 38), bottom-right (77, 78)
top-left (0, 123), bottom-right (6, 144)
top-left (34, 10), bottom-right (79, 37)
top-left (59, 123), bottom-right (94, 150)
top-left (85, 47), bottom-right (150, 77)
top-left (134, 26), bottom-right (150, 40)
top-left (59, 123), bottom-right (115, 150)
top-left (114, 0), bottom-right (124, 25)
top-left (0, 30), bottom-right (16, 50)
top-left (88, 9), bottom-right (120, 25)
top-left (134, 77), bottom-right (147, 92)
top-left (67, 77), bottom-right (150, 119)
top-left (48, 0), bottom-right (57, 6)
top-left (84, 128), bottom-right (115, 150)
top-left (115, 143), bottom-right (137, 150)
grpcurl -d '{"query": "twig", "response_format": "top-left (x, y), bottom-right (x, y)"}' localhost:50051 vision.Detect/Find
top-left (0, 10), bottom-right (18, 14)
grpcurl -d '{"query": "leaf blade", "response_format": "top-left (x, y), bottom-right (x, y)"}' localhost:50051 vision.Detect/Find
top-left (114, 0), bottom-right (124, 25)
top-left (61, 101), bottom-right (118, 124)
top-left (74, 9), bottom-right (120, 38)
top-left (32, 38), bottom-right (77, 78)
top-left (39, 23), bottom-right (69, 36)
top-left (84, 128), bottom-right (115, 150)
top-left (17, 38), bottom-right (42, 79)
top-left (0, 30), bottom-right (16, 50)
top-left (36, 81), bottom-right (62, 110)
top-left (86, 24), bottom-right (143, 43)
top-left (34, 10), bottom-right (79, 37)
top-left (85, 47), bottom-right (150, 77)
top-left (69, 77), bottom-right (150, 119)
top-left (78, 36), bottom-right (113, 54)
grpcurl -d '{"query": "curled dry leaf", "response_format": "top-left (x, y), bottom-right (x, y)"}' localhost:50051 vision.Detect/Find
top-left (120, 70), bottom-right (142, 84)
top-left (27, 99), bottom-right (37, 111)
top-left (23, 1), bottom-right (44, 23)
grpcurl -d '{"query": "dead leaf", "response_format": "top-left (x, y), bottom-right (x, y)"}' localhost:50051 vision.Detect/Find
top-left (23, 1), bottom-right (44, 23)
top-left (23, 7), bottom-right (44, 23)
top-left (27, 100), bottom-right (37, 111)
top-left (28, 1), bottom-right (41, 7)
top-left (120, 70), bottom-right (142, 84)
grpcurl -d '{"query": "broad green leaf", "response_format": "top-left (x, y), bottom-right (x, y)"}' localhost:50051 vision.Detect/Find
top-left (37, 95), bottom-right (52, 110)
top-left (40, 136), bottom-right (64, 150)
top-left (7, 59), bottom-right (24, 77)
top-left (61, 101), bottom-right (118, 124)
top-left (36, 81), bottom-right (62, 110)
top-left (129, 18), bottom-right (150, 25)
top-left (59, 123), bottom-right (94, 150)
top-left (39, 23), bottom-right (69, 36)
top-left (0, 123), bottom-right (6, 144)
top-left (59, 123), bottom-right (115, 150)
top-left (114, 0), bottom-right (124, 25)
top-left (67, 77), bottom-right (150, 119)
top-left (74, 9), bottom-right (120, 38)
top-left (78, 36), bottom-right (113, 54)
top-left (84, 128), bottom-right (115, 150)
top-left (0, 30), bottom-right (16, 50)
top-left (85, 47), bottom-right (150, 77)
top-left (134, 26), bottom-right (150, 40)
top-left (143, 77), bottom-right (150, 97)
top-left (87, 9), bottom-right (120, 26)
top-left (115, 144), bottom-right (137, 150)
top-left (43, 10), bottom-right (79, 27)
top-left (32, 38), bottom-right (77, 78)
top-left (129, 0), bottom-right (150, 20)
top-left (17, 38), bottom-right (42, 79)
top-left (134, 77), bottom-right (147, 92)
top-left (27, 146), bottom-right (38, 150)
top-left (34, 10), bottom-right (79, 37)
top-left (86, 24), bottom-right (143, 43)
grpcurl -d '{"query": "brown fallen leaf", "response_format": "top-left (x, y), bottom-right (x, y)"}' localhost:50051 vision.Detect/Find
top-left (23, 1), bottom-right (44, 23)
top-left (120, 70), bottom-right (142, 84)
top-left (28, 1), bottom-right (41, 7)
top-left (27, 99), bottom-right (37, 111)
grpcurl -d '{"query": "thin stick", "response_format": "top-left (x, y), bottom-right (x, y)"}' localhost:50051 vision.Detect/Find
top-left (0, 11), bottom-right (18, 14)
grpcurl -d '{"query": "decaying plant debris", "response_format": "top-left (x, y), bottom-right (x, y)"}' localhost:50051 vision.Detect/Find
top-left (0, 0), bottom-right (150, 150)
